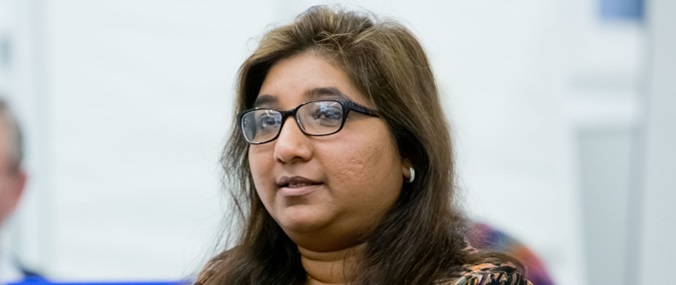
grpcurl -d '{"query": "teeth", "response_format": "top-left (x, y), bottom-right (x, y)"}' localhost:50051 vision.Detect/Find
top-left (289, 182), bottom-right (310, 187)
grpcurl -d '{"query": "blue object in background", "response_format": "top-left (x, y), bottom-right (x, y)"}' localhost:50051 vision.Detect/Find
top-left (600, 0), bottom-right (645, 21)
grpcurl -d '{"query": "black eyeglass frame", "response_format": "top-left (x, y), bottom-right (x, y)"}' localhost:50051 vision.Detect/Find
top-left (237, 99), bottom-right (380, 145)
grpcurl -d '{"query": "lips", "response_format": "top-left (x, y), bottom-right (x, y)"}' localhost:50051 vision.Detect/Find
top-left (276, 176), bottom-right (322, 197)
top-left (277, 176), bottom-right (322, 188)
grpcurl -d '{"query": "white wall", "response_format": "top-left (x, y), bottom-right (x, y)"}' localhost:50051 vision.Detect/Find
top-left (0, 0), bottom-right (48, 272)
top-left (40, 1), bottom-right (280, 280)
top-left (639, 0), bottom-right (676, 283)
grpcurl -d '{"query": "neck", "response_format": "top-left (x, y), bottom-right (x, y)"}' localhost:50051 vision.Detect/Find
top-left (300, 243), bottom-right (365, 285)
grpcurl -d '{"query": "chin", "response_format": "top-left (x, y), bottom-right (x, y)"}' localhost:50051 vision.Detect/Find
top-left (274, 208), bottom-right (329, 234)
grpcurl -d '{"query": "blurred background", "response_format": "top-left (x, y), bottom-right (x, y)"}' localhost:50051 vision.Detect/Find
top-left (0, 0), bottom-right (674, 284)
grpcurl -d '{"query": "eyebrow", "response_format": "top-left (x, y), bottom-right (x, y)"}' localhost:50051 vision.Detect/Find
top-left (252, 95), bottom-right (277, 107)
top-left (305, 87), bottom-right (346, 99)
top-left (253, 87), bottom-right (347, 108)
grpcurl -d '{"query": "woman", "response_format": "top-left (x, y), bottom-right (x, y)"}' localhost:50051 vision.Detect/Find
top-left (196, 6), bottom-right (532, 285)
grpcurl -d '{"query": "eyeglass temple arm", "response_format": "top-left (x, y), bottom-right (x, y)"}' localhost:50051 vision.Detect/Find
top-left (348, 101), bottom-right (380, 117)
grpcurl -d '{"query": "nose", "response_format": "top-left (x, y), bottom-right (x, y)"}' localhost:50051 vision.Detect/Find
top-left (273, 116), bottom-right (313, 164)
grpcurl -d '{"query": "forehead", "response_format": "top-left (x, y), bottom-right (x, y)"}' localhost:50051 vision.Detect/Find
top-left (254, 53), bottom-right (368, 108)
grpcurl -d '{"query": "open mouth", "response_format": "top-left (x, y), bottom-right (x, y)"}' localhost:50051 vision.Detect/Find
top-left (277, 176), bottom-right (322, 188)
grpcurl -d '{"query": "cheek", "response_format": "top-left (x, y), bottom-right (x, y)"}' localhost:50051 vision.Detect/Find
top-left (326, 132), bottom-right (402, 198)
top-left (248, 148), bottom-right (274, 197)
top-left (331, 146), bottom-right (376, 184)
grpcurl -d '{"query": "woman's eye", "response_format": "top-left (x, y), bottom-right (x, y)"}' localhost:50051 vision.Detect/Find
top-left (312, 105), bottom-right (342, 124)
top-left (257, 113), bottom-right (281, 130)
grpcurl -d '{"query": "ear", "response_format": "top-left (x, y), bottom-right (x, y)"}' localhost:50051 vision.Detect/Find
top-left (401, 158), bottom-right (412, 181)
top-left (0, 170), bottom-right (27, 223)
top-left (13, 170), bottom-right (27, 204)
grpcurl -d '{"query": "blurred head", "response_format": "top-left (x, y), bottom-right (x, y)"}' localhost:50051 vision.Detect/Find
top-left (0, 98), bottom-right (27, 227)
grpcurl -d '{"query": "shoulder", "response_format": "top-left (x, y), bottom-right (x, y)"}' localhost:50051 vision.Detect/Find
top-left (435, 262), bottom-right (533, 285)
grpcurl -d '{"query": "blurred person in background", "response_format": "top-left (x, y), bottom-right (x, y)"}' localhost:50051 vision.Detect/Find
top-left (0, 96), bottom-right (39, 283)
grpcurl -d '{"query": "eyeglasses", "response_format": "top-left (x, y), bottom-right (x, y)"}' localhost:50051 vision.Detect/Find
top-left (237, 99), bottom-right (380, 144)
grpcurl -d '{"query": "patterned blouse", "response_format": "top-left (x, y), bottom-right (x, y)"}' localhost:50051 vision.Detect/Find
top-left (467, 223), bottom-right (554, 285)
top-left (436, 262), bottom-right (533, 285)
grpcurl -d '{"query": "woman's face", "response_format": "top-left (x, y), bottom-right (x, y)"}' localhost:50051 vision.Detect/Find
top-left (248, 52), bottom-right (407, 251)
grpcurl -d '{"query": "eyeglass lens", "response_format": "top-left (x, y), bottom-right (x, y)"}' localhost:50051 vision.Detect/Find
top-left (241, 100), bottom-right (345, 143)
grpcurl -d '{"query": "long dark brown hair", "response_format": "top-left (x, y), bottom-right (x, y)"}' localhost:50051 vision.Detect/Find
top-left (207, 5), bottom-right (521, 284)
